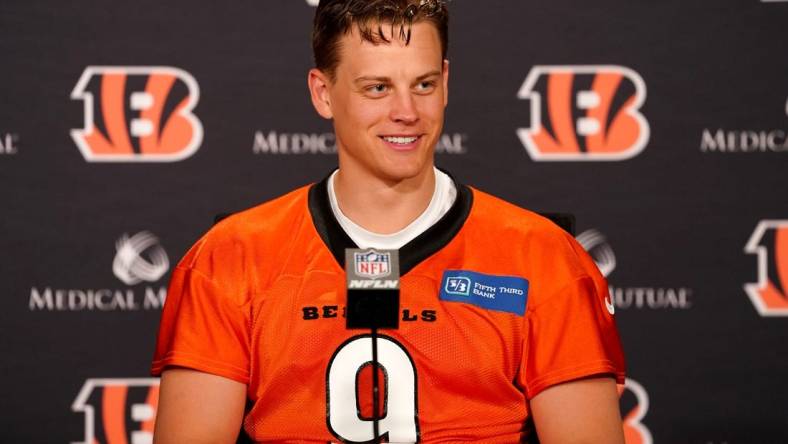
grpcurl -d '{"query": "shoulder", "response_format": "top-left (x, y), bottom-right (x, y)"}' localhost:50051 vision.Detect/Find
top-left (466, 186), bottom-right (575, 249)
top-left (465, 187), bottom-right (604, 305)
top-left (208, 185), bottom-right (312, 244)
top-left (175, 184), bottom-right (313, 285)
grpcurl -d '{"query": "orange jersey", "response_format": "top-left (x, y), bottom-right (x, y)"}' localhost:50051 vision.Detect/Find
top-left (152, 176), bottom-right (625, 443)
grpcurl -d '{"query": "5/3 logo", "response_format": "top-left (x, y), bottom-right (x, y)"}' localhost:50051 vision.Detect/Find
top-left (71, 66), bottom-right (203, 162)
top-left (517, 65), bottom-right (649, 161)
top-left (444, 276), bottom-right (470, 296)
top-left (327, 335), bottom-right (419, 443)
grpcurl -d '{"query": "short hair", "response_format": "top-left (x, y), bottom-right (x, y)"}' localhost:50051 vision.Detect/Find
top-left (312, 0), bottom-right (449, 80)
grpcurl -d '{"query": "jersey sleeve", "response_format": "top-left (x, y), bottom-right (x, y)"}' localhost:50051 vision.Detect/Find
top-left (518, 230), bottom-right (625, 399)
top-left (151, 237), bottom-right (252, 385)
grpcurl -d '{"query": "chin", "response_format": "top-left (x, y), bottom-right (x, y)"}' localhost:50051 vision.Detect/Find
top-left (377, 160), bottom-right (431, 183)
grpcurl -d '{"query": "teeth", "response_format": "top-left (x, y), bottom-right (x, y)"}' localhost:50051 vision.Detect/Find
top-left (383, 136), bottom-right (418, 144)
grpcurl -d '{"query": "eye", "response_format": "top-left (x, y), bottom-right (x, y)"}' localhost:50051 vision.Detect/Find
top-left (415, 80), bottom-right (437, 93)
top-left (366, 84), bottom-right (388, 95)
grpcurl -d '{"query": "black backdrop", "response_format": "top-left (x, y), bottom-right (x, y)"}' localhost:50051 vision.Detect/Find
top-left (2, 0), bottom-right (787, 442)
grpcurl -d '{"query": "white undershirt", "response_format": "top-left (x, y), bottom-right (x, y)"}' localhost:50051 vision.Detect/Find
top-left (328, 168), bottom-right (457, 250)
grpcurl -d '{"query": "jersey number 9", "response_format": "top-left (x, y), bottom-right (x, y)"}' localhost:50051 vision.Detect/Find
top-left (326, 335), bottom-right (420, 443)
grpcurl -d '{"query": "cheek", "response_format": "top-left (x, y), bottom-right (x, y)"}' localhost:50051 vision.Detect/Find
top-left (417, 95), bottom-right (446, 120)
top-left (342, 99), bottom-right (386, 128)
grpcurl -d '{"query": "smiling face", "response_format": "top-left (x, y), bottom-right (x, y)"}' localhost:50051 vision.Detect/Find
top-left (309, 21), bottom-right (449, 184)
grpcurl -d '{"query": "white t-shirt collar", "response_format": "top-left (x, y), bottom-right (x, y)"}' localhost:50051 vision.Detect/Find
top-left (327, 167), bottom-right (457, 250)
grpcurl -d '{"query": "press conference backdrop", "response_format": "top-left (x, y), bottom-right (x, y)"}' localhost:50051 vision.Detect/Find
top-left (1, 0), bottom-right (786, 442)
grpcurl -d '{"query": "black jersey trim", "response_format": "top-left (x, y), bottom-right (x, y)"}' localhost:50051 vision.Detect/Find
top-left (307, 170), bottom-right (473, 275)
top-left (308, 173), bottom-right (358, 264)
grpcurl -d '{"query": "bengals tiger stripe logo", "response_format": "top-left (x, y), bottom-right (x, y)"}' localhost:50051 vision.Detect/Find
top-left (71, 66), bottom-right (202, 162)
top-left (72, 378), bottom-right (159, 444)
top-left (618, 378), bottom-right (653, 444)
top-left (517, 65), bottom-right (649, 161)
top-left (744, 220), bottom-right (788, 316)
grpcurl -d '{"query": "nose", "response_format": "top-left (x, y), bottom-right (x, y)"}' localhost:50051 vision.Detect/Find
top-left (389, 91), bottom-right (419, 124)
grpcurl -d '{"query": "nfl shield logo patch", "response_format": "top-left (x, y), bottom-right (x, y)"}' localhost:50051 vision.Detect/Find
top-left (354, 250), bottom-right (391, 279)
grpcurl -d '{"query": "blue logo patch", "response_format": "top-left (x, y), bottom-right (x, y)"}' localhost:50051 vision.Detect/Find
top-left (439, 270), bottom-right (529, 316)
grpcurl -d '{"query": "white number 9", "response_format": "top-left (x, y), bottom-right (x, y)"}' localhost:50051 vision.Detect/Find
top-left (327, 335), bottom-right (419, 443)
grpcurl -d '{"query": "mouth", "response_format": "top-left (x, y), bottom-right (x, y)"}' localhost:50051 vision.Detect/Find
top-left (379, 135), bottom-right (422, 151)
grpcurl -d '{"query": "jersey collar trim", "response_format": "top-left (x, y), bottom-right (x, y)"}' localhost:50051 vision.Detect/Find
top-left (307, 170), bottom-right (473, 275)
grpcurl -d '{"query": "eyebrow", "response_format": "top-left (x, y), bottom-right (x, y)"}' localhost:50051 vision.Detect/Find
top-left (353, 70), bottom-right (442, 84)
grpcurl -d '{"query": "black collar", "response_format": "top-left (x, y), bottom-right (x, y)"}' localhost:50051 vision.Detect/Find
top-left (308, 171), bottom-right (473, 275)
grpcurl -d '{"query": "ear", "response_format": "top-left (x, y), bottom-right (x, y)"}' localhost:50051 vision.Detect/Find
top-left (308, 68), bottom-right (334, 119)
top-left (441, 59), bottom-right (449, 107)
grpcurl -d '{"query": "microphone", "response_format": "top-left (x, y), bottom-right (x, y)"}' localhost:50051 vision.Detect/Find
top-left (345, 248), bottom-right (400, 443)
top-left (345, 248), bottom-right (400, 330)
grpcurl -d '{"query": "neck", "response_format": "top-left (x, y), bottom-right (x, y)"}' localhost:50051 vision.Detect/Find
top-left (333, 166), bottom-right (436, 234)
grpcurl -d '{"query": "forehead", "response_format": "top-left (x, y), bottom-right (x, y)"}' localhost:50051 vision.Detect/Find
top-left (334, 21), bottom-right (443, 77)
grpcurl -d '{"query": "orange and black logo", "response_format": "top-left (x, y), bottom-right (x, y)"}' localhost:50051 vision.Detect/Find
top-left (618, 378), bottom-right (653, 444)
top-left (744, 220), bottom-right (788, 316)
top-left (71, 66), bottom-right (202, 162)
top-left (517, 65), bottom-right (649, 161)
top-left (72, 378), bottom-right (159, 444)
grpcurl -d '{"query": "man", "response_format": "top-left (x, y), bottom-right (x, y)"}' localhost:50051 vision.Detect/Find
top-left (152, 1), bottom-right (626, 442)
